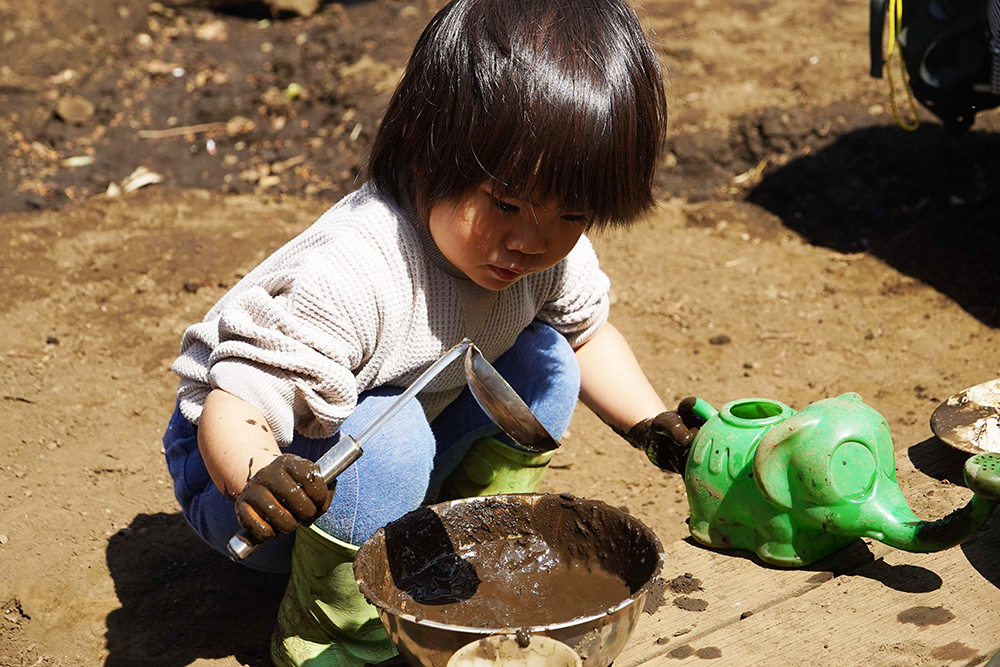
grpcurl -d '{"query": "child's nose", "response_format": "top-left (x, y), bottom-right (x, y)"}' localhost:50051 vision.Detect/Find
top-left (506, 224), bottom-right (547, 255)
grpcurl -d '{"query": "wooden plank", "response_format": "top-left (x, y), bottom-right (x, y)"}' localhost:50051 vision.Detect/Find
top-left (631, 514), bottom-right (1000, 666)
top-left (618, 444), bottom-right (1000, 667)
top-left (616, 536), bottom-right (893, 667)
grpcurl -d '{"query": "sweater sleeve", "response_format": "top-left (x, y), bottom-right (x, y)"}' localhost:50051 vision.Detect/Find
top-left (177, 257), bottom-right (382, 446)
top-left (536, 235), bottom-right (611, 349)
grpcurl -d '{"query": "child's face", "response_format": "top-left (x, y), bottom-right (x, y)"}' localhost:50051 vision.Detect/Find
top-left (428, 184), bottom-right (588, 291)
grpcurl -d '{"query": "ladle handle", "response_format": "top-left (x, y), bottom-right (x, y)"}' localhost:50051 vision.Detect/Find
top-left (226, 435), bottom-right (363, 561)
top-left (226, 339), bottom-right (474, 561)
top-left (350, 339), bottom-right (470, 446)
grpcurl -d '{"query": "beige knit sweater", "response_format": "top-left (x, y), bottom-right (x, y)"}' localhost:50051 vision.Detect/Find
top-left (172, 183), bottom-right (610, 446)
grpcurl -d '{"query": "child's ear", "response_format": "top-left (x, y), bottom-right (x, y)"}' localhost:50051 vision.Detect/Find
top-left (412, 185), bottom-right (434, 227)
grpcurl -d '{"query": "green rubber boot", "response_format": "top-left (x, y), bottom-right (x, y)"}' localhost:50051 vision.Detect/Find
top-left (438, 436), bottom-right (557, 500)
top-left (271, 523), bottom-right (396, 667)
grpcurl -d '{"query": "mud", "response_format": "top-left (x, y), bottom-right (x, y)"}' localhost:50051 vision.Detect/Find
top-left (673, 596), bottom-right (708, 612)
top-left (666, 572), bottom-right (703, 594)
top-left (643, 578), bottom-right (669, 614)
top-left (807, 571), bottom-right (835, 584)
top-left (388, 534), bottom-right (631, 627)
top-left (355, 494), bottom-right (664, 629)
top-left (930, 642), bottom-right (978, 662)
top-left (911, 499), bottom-right (993, 550)
top-left (669, 645), bottom-right (695, 659)
top-left (931, 380), bottom-right (1000, 454)
top-left (0, 0), bottom-right (432, 215)
top-left (661, 643), bottom-right (723, 659)
top-left (896, 605), bottom-right (956, 628)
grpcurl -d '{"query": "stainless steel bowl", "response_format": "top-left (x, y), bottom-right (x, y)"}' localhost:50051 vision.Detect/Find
top-left (354, 493), bottom-right (665, 667)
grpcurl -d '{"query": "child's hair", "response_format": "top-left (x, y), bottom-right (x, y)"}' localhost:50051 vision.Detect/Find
top-left (367, 0), bottom-right (668, 229)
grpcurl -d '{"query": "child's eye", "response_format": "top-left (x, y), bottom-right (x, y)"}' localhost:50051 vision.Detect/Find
top-left (490, 196), bottom-right (520, 214)
top-left (561, 214), bottom-right (589, 226)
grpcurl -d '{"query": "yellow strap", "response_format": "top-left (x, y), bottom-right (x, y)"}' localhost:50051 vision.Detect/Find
top-left (884, 0), bottom-right (921, 131)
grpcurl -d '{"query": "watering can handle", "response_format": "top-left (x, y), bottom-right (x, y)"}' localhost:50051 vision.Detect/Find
top-left (689, 397), bottom-right (720, 422)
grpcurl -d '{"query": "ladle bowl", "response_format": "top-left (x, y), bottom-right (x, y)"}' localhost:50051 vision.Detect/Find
top-left (354, 493), bottom-right (664, 667)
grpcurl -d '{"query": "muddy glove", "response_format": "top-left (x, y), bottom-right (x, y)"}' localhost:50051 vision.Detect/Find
top-left (234, 453), bottom-right (333, 543)
top-left (617, 398), bottom-right (706, 473)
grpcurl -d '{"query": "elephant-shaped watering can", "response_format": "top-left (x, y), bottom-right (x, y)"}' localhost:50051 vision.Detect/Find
top-left (683, 392), bottom-right (1000, 567)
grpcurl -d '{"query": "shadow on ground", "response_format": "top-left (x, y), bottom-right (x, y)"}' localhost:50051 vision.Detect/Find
top-left (907, 437), bottom-right (971, 486)
top-left (104, 512), bottom-right (287, 667)
top-left (202, 0), bottom-right (372, 21)
top-left (962, 511), bottom-right (1000, 591)
top-left (747, 123), bottom-right (1000, 327)
top-left (905, 438), bottom-right (1000, 590)
top-left (677, 535), bottom-right (943, 594)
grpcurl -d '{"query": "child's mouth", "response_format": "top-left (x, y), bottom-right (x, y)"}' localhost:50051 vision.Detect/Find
top-left (488, 265), bottom-right (523, 281)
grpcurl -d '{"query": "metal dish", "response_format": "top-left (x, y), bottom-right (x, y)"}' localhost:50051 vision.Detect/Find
top-left (354, 493), bottom-right (664, 667)
top-left (931, 378), bottom-right (1000, 454)
top-left (446, 634), bottom-right (582, 667)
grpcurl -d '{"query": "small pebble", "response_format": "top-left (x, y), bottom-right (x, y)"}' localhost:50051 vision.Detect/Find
top-left (62, 155), bottom-right (95, 168)
top-left (56, 95), bottom-right (95, 125)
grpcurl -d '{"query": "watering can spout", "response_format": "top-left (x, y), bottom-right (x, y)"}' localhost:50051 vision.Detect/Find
top-left (872, 453), bottom-right (1000, 553)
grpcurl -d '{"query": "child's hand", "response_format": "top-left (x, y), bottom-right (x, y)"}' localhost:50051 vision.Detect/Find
top-left (234, 453), bottom-right (333, 543)
top-left (622, 398), bottom-right (706, 473)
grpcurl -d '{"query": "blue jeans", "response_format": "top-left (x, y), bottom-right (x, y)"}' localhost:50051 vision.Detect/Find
top-left (162, 322), bottom-right (580, 573)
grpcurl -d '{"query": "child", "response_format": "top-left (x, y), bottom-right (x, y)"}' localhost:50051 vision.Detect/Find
top-left (162, 0), bottom-right (700, 665)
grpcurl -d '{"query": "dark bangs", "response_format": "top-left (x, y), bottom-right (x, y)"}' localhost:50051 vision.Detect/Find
top-left (367, 0), bottom-right (668, 229)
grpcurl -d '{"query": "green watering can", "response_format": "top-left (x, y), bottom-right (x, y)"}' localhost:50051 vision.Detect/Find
top-left (682, 392), bottom-right (1000, 567)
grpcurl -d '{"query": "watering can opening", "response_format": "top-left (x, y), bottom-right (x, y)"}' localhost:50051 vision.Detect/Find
top-left (722, 399), bottom-right (794, 427)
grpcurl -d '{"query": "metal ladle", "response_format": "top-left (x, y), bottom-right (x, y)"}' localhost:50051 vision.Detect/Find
top-left (464, 344), bottom-right (560, 453)
top-left (227, 338), bottom-right (559, 560)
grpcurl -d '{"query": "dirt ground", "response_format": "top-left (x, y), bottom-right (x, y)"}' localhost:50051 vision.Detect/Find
top-left (2, 0), bottom-right (999, 665)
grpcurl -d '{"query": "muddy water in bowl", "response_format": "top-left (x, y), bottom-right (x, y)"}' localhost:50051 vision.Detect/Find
top-left (388, 530), bottom-right (631, 626)
top-left (355, 493), bottom-right (664, 667)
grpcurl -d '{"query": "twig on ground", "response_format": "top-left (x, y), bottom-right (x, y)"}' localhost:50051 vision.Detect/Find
top-left (759, 332), bottom-right (799, 340)
top-left (137, 122), bottom-right (226, 139)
